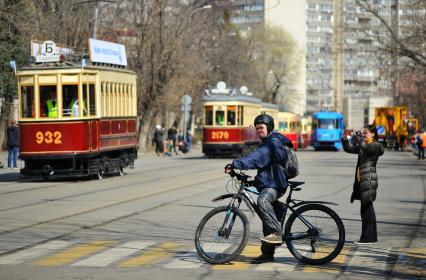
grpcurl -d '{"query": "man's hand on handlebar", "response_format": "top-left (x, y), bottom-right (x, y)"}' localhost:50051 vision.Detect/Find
top-left (224, 164), bottom-right (237, 177)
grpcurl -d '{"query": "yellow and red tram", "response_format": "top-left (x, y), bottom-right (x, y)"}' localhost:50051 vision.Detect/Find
top-left (202, 87), bottom-right (279, 157)
top-left (17, 44), bottom-right (137, 179)
top-left (300, 116), bottom-right (312, 148)
top-left (277, 112), bottom-right (301, 150)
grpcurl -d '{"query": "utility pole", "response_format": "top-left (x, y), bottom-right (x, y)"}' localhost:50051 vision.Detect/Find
top-left (391, 0), bottom-right (399, 101)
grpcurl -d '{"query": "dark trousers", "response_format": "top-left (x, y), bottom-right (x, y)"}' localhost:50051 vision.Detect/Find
top-left (257, 187), bottom-right (286, 255)
top-left (154, 140), bottom-right (163, 154)
top-left (418, 145), bottom-right (425, 159)
top-left (360, 201), bottom-right (377, 242)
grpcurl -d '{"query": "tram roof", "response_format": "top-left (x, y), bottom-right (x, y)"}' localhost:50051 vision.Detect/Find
top-left (18, 63), bottom-right (136, 74)
top-left (202, 94), bottom-right (262, 104)
top-left (312, 111), bottom-right (343, 119)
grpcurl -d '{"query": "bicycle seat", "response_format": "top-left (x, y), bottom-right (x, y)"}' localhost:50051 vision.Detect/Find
top-left (288, 181), bottom-right (305, 188)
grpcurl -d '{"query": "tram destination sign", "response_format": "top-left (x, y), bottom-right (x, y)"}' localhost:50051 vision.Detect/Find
top-left (89, 39), bottom-right (127, 66)
top-left (32, 40), bottom-right (73, 63)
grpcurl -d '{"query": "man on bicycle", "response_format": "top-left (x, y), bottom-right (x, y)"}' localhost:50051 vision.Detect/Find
top-left (225, 113), bottom-right (293, 263)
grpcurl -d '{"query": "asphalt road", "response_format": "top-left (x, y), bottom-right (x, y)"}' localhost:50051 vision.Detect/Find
top-left (0, 146), bottom-right (424, 280)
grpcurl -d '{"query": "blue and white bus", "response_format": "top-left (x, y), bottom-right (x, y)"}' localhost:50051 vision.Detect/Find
top-left (311, 112), bottom-right (344, 151)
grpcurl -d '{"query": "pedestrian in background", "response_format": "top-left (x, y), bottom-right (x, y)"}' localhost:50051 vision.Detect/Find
top-left (167, 125), bottom-right (178, 155)
top-left (7, 120), bottom-right (19, 170)
top-left (342, 125), bottom-right (384, 244)
top-left (152, 125), bottom-right (164, 156)
top-left (415, 129), bottom-right (426, 160)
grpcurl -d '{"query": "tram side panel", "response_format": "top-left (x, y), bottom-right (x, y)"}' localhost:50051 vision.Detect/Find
top-left (19, 118), bottom-right (137, 178)
top-left (202, 127), bottom-right (258, 157)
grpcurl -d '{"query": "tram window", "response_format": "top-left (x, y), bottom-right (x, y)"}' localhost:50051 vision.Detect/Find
top-left (319, 119), bottom-right (336, 129)
top-left (62, 85), bottom-right (79, 117)
top-left (216, 109), bottom-right (225, 126)
top-left (88, 84), bottom-right (96, 116)
top-left (238, 106), bottom-right (243, 126)
top-left (279, 121), bottom-right (288, 131)
top-left (39, 85), bottom-right (57, 118)
top-left (205, 106), bottom-right (213, 125)
top-left (82, 84), bottom-right (91, 116)
top-left (227, 106), bottom-right (236, 125)
top-left (20, 85), bottom-right (34, 118)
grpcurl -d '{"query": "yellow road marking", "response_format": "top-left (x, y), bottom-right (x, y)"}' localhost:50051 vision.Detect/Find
top-left (35, 241), bottom-right (113, 266)
top-left (212, 244), bottom-right (260, 270)
top-left (394, 247), bottom-right (426, 277)
top-left (120, 242), bottom-right (184, 267)
top-left (304, 246), bottom-right (350, 273)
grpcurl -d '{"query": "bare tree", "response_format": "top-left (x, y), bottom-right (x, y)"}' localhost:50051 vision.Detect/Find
top-left (353, 0), bottom-right (426, 125)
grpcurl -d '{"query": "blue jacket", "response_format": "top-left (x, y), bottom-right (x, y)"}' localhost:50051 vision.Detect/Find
top-left (232, 131), bottom-right (293, 192)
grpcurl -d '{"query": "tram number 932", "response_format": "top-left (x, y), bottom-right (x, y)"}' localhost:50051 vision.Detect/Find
top-left (211, 131), bottom-right (229, 140)
top-left (35, 131), bottom-right (62, 144)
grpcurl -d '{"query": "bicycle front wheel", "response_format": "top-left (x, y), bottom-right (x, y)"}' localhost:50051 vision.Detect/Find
top-left (285, 204), bottom-right (345, 265)
top-left (195, 206), bottom-right (249, 264)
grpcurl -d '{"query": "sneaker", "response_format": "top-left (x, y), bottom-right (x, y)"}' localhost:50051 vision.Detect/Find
top-left (260, 233), bottom-right (283, 244)
top-left (251, 254), bottom-right (274, 264)
top-left (354, 241), bottom-right (376, 245)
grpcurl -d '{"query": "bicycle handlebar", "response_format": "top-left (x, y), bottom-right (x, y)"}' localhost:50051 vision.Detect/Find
top-left (228, 170), bottom-right (255, 186)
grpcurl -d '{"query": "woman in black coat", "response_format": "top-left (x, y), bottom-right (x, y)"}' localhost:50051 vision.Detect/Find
top-left (342, 124), bottom-right (384, 244)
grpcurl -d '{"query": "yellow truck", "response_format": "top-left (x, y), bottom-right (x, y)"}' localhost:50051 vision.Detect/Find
top-left (374, 106), bottom-right (408, 150)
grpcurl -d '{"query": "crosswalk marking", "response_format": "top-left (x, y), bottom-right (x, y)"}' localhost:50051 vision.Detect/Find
top-left (71, 241), bottom-right (154, 267)
top-left (0, 238), bottom-right (422, 276)
top-left (119, 242), bottom-right (184, 267)
top-left (303, 246), bottom-right (351, 273)
top-left (393, 247), bottom-right (426, 277)
top-left (212, 244), bottom-right (260, 270)
top-left (255, 247), bottom-right (298, 271)
top-left (0, 240), bottom-right (71, 265)
top-left (35, 241), bottom-right (114, 266)
top-left (345, 246), bottom-right (391, 274)
top-left (164, 249), bottom-right (204, 269)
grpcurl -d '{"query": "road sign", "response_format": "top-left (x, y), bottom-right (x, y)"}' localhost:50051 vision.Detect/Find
top-left (182, 95), bottom-right (192, 105)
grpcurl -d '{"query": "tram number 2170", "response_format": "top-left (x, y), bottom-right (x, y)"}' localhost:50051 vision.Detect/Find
top-left (36, 131), bottom-right (62, 144)
top-left (211, 131), bottom-right (230, 140)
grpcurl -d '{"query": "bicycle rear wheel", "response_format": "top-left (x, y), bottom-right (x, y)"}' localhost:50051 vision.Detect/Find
top-left (195, 206), bottom-right (249, 264)
top-left (284, 203), bottom-right (345, 265)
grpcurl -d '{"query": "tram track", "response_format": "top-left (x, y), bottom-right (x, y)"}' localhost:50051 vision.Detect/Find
top-left (0, 157), bottom-right (209, 196)
top-left (0, 166), bottom-right (225, 237)
top-left (0, 169), bottom-right (224, 258)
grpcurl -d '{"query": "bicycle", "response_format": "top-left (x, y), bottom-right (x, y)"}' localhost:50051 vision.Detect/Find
top-left (194, 170), bottom-right (345, 265)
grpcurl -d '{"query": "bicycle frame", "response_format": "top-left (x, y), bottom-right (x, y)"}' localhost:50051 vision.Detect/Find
top-left (212, 177), bottom-right (339, 241)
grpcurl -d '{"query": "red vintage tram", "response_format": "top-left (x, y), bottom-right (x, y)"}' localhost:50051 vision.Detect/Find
top-left (17, 40), bottom-right (138, 179)
top-left (202, 84), bottom-right (278, 157)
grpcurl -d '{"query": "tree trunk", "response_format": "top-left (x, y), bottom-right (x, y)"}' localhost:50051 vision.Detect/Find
top-left (138, 106), bottom-right (155, 152)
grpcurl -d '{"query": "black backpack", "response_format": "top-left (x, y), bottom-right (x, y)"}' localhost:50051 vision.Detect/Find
top-left (273, 137), bottom-right (299, 179)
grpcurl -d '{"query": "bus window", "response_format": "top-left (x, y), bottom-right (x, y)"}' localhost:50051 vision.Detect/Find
top-left (39, 85), bottom-right (57, 118)
top-left (20, 85), bottom-right (34, 118)
top-left (204, 106), bottom-right (213, 125)
top-left (279, 121), bottom-right (288, 131)
top-left (62, 85), bottom-right (79, 117)
top-left (216, 108), bottom-right (225, 126)
top-left (227, 106), bottom-right (236, 125)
